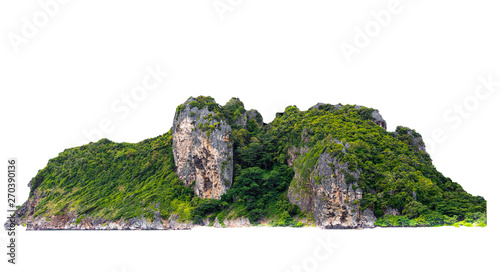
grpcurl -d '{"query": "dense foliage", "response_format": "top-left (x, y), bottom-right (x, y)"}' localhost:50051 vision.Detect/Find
top-left (191, 97), bottom-right (306, 226)
top-left (22, 96), bottom-right (486, 228)
top-left (27, 132), bottom-right (197, 222)
top-left (266, 104), bottom-right (486, 226)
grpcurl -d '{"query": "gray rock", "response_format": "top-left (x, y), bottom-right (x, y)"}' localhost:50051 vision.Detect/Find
top-left (371, 110), bottom-right (387, 130)
top-left (172, 98), bottom-right (233, 199)
top-left (361, 209), bottom-right (376, 228)
top-left (384, 207), bottom-right (400, 216)
top-left (395, 127), bottom-right (426, 153)
top-left (288, 144), bottom-right (375, 229)
top-left (246, 109), bottom-right (263, 126)
top-left (310, 103), bottom-right (342, 111)
top-left (224, 217), bottom-right (251, 227)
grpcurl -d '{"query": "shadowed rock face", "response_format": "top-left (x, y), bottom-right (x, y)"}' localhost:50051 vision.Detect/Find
top-left (172, 98), bottom-right (233, 199)
top-left (288, 143), bottom-right (376, 229)
top-left (371, 110), bottom-right (387, 130)
top-left (240, 109), bottom-right (263, 127)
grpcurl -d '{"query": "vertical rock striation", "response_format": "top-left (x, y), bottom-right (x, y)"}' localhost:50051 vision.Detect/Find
top-left (172, 97), bottom-right (233, 199)
top-left (288, 141), bottom-right (375, 229)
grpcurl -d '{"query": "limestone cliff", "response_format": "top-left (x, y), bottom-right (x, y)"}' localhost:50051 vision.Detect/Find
top-left (172, 97), bottom-right (233, 199)
top-left (287, 141), bottom-right (376, 229)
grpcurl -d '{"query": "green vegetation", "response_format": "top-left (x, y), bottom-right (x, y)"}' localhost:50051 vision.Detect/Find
top-left (176, 96), bottom-right (222, 117)
top-left (221, 98), bottom-right (247, 129)
top-left (374, 211), bottom-right (486, 227)
top-left (26, 131), bottom-right (197, 222)
top-left (21, 96), bottom-right (486, 228)
top-left (267, 103), bottom-right (486, 225)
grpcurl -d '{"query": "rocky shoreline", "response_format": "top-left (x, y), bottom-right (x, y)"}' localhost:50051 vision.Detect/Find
top-left (5, 211), bottom-right (254, 231)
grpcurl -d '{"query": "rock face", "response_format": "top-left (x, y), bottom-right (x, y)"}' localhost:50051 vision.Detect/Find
top-left (9, 211), bottom-right (197, 231)
top-left (232, 109), bottom-right (263, 128)
top-left (172, 98), bottom-right (233, 199)
top-left (370, 110), bottom-right (387, 130)
top-left (355, 105), bottom-right (387, 130)
top-left (245, 109), bottom-right (264, 127)
top-left (288, 143), bottom-right (375, 229)
top-left (212, 217), bottom-right (252, 228)
top-left (5, 188), bottom-right (199, 230)
top-left (5, 188), bottom-right (246, 231)
top-left (395, 126), bottom-right (426, 153)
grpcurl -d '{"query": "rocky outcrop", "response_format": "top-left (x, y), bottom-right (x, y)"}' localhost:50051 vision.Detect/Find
top-left (212, 217), bottom-right (251, 228)
top-left (310, 103), bottom-right (342, 111)
top-left (395, 126), bottom-right (426, 153)
top-left (172, 97), bottom-right (233, 199)
top-left (370, 110), bottom-right (387, 130)
top-left (6, 194), bottom-right (201, 230)
top-left (233, 109), bottom-right (263, 128)
top-left (6, 192), bottom-right (251, 230)
top-left (4, 188), bottom-right (42, 231)
top-left (246, 109), bottom-right (263, 127)
top-left (287, 146), bottom-right (310, 167)
top-left (384, 207), bottom-right (401, 216)
top-left (288, 143), bottom-right (375, 229)
top-left (10, 212), bottom-right (197, 231)
top-left (354, 105), bottom-right (387, 130)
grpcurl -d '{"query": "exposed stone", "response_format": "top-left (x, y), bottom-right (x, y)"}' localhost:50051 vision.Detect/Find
top-left (246, 109), bottom-right (263, 127)
top-left (287, 146), bottom-right (310, 167)
top-left (5, 98), bottom-right (430, 231)
top-left (288, 147), bottom-right (376, 229)
top-left (233, 109), bottom-right (263, 128)
top-left (395, 127), bottom-right (426, 153)
top-left (370, 110), bottom-right (387, 130)
top-left (312, 102), bottom-right (325, 110)
top-left (361, 209), bottom-right (376, 228)
top-left (212, 218), bottom-right (223, 228)
top-left (224, 217), bottom-right (251, 227)
top-left (7, 207), bottom-right (201, 230)
top-left (5, 189), bottom-right (42, 231)
top-left (384, 207), bottom-right (400, 216)
top-left (310, 103), bottom-right (342, 111)
top-left (172, 97), bottom-right (233, 199)
top-left (210, 217), bottom-right (251, 228)
top-left (301, 128), bottom-right (312, 144)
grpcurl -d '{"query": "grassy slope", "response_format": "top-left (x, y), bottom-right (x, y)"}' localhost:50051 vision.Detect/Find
top-left (27, 131), bottom-right (197, 222)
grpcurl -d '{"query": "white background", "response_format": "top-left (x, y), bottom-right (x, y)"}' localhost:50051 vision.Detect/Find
top-left (0, 1), bottom-right (498, 271)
